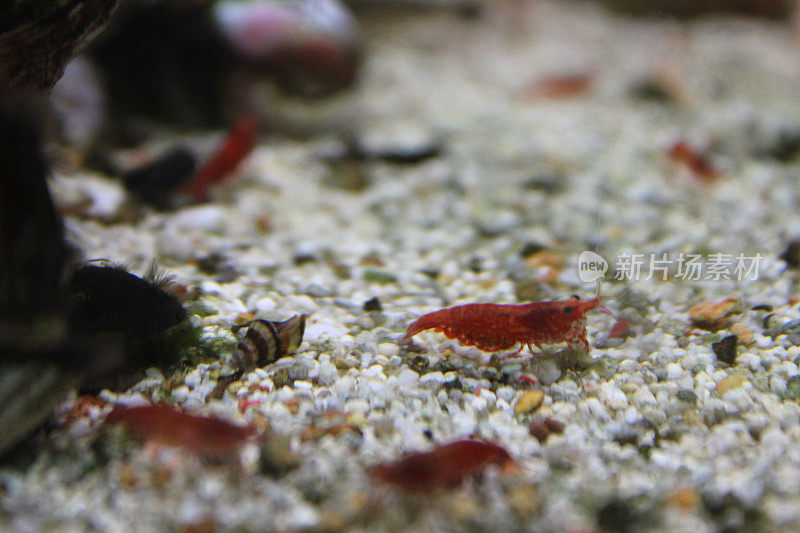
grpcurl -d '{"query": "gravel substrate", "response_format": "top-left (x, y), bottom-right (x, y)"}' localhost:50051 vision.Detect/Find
top-left (5, 2), bottom-right (800, 531)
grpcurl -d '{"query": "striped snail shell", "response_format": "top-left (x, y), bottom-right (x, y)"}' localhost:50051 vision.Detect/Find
top-left (233, 314), bottom-right (307, 371)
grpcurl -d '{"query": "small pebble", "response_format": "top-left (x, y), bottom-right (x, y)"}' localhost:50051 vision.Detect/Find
top-left (420, 371), bottom-right (445, 385)
top-left (529, 417), bottom-right (565, 444)
top-left (718, 374), bottom-right (746, 395)
top-left (377, 343), bottom-right (399, 358)
top-left (770, 376), bottom-right (788, 395)
top-left (303, 283), bottom-right (333, 298)
top-left (514, 390), bottom-right (545, 417)
top-left (689, 299), bottom-right (739, 332)
top-left (730, 323), bottom-right (755, 345)
top-left (632, 386), bottom-right (657, 406)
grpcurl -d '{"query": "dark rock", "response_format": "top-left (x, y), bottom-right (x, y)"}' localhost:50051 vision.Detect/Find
top-left (519, 242), bottom-right (547, 258)
top-left (293, 253), bottom-right (317, 265)
top-left (596, 497), bottom-right (658, 533)
top-left (363, 297), bottom-right (382, 312)
top-left (779, 239), bottom-right (800, 269)
top-left (122, 147), bottom-right (197, 207)
top-left (610, 424), bottom-right (641, 446)
top-left (197, 253), bottom-right (227, 275)
top-left (712, 335), bottom-right (737, 365)
top-left (629, 78), bottom-right (674, 103)
top-left (756, 128), bottom-right (800, 162)
top-left (522, 172), bottom-right (565, 194)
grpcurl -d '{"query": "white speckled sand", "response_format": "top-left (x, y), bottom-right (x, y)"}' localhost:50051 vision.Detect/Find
top-left (5, 2), bottom-right (800, 531)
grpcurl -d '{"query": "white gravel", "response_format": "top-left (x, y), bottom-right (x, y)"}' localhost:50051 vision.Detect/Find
top-left (5, 1), bottom-right (800, 531)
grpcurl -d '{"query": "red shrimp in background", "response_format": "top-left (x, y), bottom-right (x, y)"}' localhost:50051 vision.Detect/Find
top-left (667, 140), bottom-right (721, 182)
top-left (180, 116), bottom-right (259, 201)
top-left (105, 404), bottom-right (256, 457)
top-left (524, 71), bottom-right (594, 100)
top-left (403, 296), bottom-right (603, 356)
top-left (608, 318), bottom-right (632, 339)
top-left (368, 440), bottom-right (515, 493)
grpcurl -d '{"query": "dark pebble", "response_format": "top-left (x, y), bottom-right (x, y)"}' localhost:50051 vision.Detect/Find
top-left (529, 417), bottom-right (565, 444)
top-left (758, 128), bottom-right (800, 162)
top-left (522, 173), bottom-right (564, 194)
top-left (629, 78), bottom-right (674, 103)
top-left (544, 418), bottom-right (565, 434)
top-left (519, 241), bottom-right (547, 258)
top-left (197, 253), bottom-right (226, 274)
top-left (420, 268), bottom-right (440, 279)
top-left (468, 256), bottom-right (483, 273)
top-left (293, 253), bottom-right (317, 265)
top-left (676, 390), bottom-right (697, 405)
top-left (215, 265), bottom-right (239, 284)
top-left (611, 425), bottom-right (640, 446)
top-left (360, 140), bottom-right (443, 165)
top-left (363, 296), bottom-right (382, 312)
top-left (779, 239), bottom-right (800, 269)
top-left (529, 421), bottom-right (549, 444)
top-left (597, 497), bottom-right (656, 533)
top-left (712, 335), bottom-right (737, 365)
top-left (123, 147), bottom-right (197, 207)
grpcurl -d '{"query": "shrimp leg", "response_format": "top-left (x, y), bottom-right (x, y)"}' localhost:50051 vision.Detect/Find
top-left (528, 343), bottom-right (555, 357)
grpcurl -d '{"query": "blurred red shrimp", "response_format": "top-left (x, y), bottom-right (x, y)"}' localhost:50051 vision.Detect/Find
top-left (368, 440), bottom-right (515, 493)
top-left (668, 140), bottom-right (721, 182)
top-left (180, 116), bottom-right (259, 201)
top-left (105, 404), bottom-right (256, 458)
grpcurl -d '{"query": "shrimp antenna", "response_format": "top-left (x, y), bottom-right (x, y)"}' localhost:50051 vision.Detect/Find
top-left (594, 277), bottom-right (611, 315)
top-left (590, 236), bottom-right (605, 300)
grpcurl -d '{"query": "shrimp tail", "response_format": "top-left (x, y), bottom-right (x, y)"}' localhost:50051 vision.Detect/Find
top-left (403, 308), bottom-right (451, 340)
